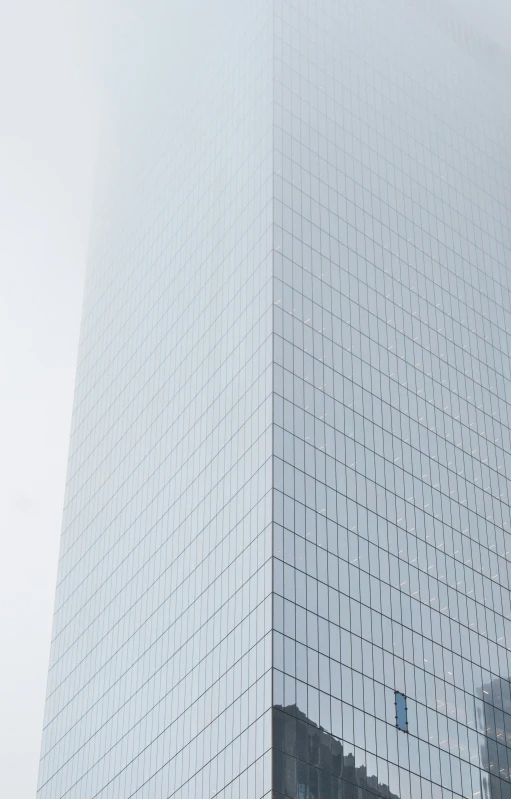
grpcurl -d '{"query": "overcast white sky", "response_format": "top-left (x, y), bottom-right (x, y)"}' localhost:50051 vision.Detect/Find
top-left (0, 1), bottom-right (510, 798)
top-left (0, 2), bottom-right (98, 796)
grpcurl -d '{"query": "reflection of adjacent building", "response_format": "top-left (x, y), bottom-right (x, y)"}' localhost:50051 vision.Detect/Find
top-left (477, 677), bottom-right (511, 799)
top-left (273, 704), bottom-right (400, 799)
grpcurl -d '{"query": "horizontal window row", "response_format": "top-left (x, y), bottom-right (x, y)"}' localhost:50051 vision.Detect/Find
top-left (274, 461), bottom-right (511, 657)
top-left (274, 457), bottom-right (511, 647)
top-left (273, 674), bottom-right (495, 798)
top-left (43, 554), bottom-right (272, 758)
top-left (273, 554), bottom-right (511, 717)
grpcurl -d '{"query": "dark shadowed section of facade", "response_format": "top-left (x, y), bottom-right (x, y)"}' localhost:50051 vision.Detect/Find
top-left (274, 704), bottom-right (401, 799)
top-left (477, 677), bottom-right (511, 799)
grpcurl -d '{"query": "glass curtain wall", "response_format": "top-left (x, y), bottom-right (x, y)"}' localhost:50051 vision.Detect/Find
top-left (272, 1), bottom-right (511, 799)
top-left (37, 1), bottom-right (511, 798)
top-left (37, 3), bottom-right (275, 798)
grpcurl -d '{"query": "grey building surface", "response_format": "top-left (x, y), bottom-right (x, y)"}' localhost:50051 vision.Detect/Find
top-left (37, 1), bottom-right (511, 798)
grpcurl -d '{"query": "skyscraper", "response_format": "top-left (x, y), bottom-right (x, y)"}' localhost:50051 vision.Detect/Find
top-left (37, 1), bottom-right (511, 798)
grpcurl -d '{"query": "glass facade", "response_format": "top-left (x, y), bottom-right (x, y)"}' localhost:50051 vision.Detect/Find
top-left (37, 1), bottom-right (511, 798)
top-left (272, 2), bottom-right (511, 798)
top-left (37, 3), bottom-right (274, 798)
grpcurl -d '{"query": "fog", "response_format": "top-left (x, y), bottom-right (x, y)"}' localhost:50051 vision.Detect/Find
top-left (0, 3), bottom-right (97, 797)
top-left (449, 0), bottom-right (511, 49)
top-left (0, 1), bottom-right (509, 797)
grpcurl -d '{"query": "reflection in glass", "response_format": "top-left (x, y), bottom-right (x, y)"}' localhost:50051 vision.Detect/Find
top-left (477, 676), bottom-right (511, 799)
top-left (273, 703), bottom-right (400, 799)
